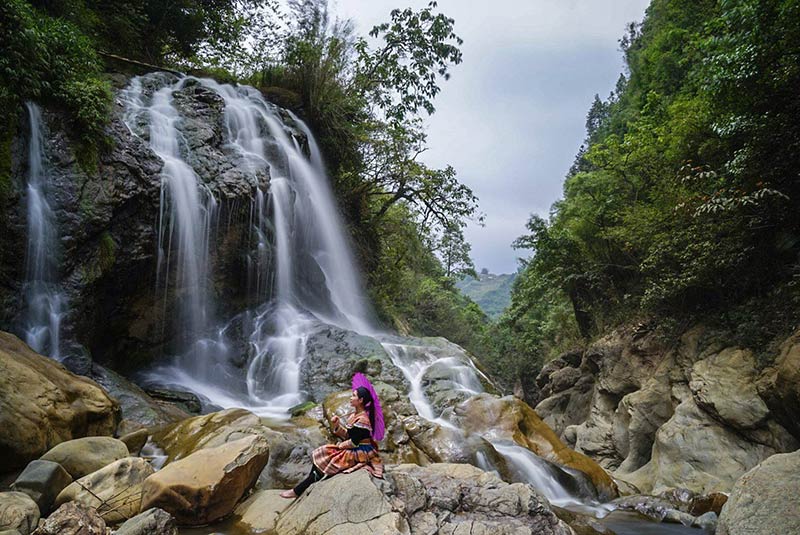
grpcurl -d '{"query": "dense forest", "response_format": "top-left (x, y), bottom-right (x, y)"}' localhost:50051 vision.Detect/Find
top-left (3, 0), bottom-right (799, 398)
top-left (481, 0), bottom-right (800, 395)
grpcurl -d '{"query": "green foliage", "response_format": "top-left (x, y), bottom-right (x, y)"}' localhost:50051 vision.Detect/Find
top-left (0, 0), bottom-right (112, 166)
top-left (354, 1), bottom-right (463, 122)
top-left (492, 0), bottom-right (800, 392)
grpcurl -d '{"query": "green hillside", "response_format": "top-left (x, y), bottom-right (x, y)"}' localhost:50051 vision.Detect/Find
top-left (456, 271), bottom-right (516, 319)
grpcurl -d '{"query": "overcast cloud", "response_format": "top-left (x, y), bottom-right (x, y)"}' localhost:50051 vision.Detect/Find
top-left (333, 0), bottom-right (650, 274)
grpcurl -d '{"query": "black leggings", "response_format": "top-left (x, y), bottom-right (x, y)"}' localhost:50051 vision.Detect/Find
top-left (293, 465), bottom-right (324, 496)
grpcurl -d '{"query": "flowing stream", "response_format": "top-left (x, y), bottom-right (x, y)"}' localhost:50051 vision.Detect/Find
top-left (21, 102), bottom-right (67, 360)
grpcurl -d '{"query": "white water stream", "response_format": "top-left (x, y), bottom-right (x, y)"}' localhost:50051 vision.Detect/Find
top-left (21, 102), bottom-right (66, 360)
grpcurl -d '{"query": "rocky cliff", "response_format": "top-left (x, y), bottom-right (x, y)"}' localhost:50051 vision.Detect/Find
top-left (0, 73), bottom-right (288, 372)
top-left (533, 324), bottom-right (800, 494)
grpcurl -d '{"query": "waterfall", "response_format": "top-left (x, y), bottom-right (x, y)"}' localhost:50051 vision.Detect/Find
top-left (123, 74), bottom-right (375, 417)
top-left (21, 102), bottom-right (66, 360)
top-left (121, 76), bottom-right (217, 348)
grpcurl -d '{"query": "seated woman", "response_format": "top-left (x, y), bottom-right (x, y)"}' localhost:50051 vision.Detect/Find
top-left (281, 375), bottom-right (384, 499)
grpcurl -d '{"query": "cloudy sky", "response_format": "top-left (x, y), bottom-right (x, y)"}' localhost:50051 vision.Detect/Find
top-left (333, 0), bottom-right (651, 274)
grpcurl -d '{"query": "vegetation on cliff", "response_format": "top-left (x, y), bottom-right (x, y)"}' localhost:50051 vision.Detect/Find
top-left (487, 0), bottom-right (800, 393)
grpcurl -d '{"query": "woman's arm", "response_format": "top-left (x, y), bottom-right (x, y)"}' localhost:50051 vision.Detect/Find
top-left (331, 415), bottom-right (348, 439)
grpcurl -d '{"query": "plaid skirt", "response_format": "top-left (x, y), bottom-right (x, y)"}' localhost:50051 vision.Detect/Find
top-left (312, 442), bottom-right (384, 478)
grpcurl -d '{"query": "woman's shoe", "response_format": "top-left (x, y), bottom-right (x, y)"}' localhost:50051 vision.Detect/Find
top-left (280, 489), bottom-right (298, 499)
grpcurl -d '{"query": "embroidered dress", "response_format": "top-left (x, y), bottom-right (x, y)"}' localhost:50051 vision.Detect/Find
top-left (311, 411), bottom-right (384, 478)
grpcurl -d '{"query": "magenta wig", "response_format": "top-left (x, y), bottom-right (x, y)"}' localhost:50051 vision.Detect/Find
top-left (352, 373), bottom-right (385, 441)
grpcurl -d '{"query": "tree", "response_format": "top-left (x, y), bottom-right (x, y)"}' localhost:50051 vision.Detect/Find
top-left (437, 224), bottom-right (476, 279)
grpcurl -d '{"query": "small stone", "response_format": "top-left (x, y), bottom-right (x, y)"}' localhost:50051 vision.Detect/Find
top-left (119, 429), bottom-right (149, 456)
top-left (693, 511), bottom-right (718, 531)
top-left (141, 435), bottom-right (269, 525)
top-left (663, 509), bottom-right (695, 526)
top-left (10, 461), bottom-right (72, 516)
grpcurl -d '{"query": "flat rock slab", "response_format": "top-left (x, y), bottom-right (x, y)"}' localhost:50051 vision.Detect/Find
top-left (40, 436), bottom-right (129, 479)
top-left (274, 464), bottom-right (574, 535)
top-left (141, 435), bottom-right (269, 525)
top-left (274, 470), bottom-right (404, 535)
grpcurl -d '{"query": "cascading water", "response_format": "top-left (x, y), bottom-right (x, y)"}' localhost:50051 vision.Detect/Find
top-left (121, 75), bottom-right (217, 349)
top-left (379, 337), bottom-right (604, 509)
top-left (21, 102), bottom-right (66, 360)
top-left (123, 74), bottom-right (376, 417)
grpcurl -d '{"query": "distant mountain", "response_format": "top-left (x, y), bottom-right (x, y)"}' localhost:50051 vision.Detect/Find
top-left (456, 271), bottom-right (517, 320)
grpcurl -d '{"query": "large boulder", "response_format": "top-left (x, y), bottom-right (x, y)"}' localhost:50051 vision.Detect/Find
top-left (452, 393), bottom-right (618, 500)
top-left (273, 463), bottom-right (574, 535)
top-left (0, 493), bottom-right (39, 535)
top-left (150, 407), bottom-right (329, 491)
top-left (690, 348), bottom-right (769, 430)
top-left (0, 332), bottom-right (119, 472)
top-left (30, 502), bottom-right (105, 535)
top-left (54, 457), bottom-right (154, 524)
top-left (40, 436), bottom-right (129, 479)
top-left (625, 396), bottom-right (794, 494)
top-left (301, 325), bottom-right (408, 402)
top-left (717, 450), bottom-right (800, 535)
top-left (10, 460), bottom-right (72, 516)
top-left (150, 408), bottom-right (274, 463)
top-left (140, 435), bottom-right (269, 525)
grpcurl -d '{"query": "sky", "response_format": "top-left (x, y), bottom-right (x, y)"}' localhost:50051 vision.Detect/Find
top-left (333, 0), bottom-right (651, 274)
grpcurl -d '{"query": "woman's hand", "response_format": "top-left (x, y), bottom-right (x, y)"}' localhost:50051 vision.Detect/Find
top-left (331, 414), bottom-right (340, 426)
